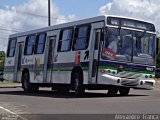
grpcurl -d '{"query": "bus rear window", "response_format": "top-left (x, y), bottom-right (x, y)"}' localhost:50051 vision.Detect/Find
top-left (7, 38), bottom-right (17, 57)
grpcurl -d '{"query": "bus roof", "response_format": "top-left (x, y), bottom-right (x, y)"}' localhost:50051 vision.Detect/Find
top-left (10, 16), bottom-right (106, 38)
top-left (10, 15), bottom-right (155, 38)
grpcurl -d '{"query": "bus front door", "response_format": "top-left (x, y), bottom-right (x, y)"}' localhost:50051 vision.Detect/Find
top-left (89, 22), bottom-right (104, 84)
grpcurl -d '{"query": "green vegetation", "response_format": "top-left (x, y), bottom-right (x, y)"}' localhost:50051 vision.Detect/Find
top-left (0, 51), bottom-right (5, 71)
top-left (155, 78), bottom-right (160, 81)
top-left (0, 81), bottom-right (21, 86)
top-left (0, 81), bottom-right (13, 84)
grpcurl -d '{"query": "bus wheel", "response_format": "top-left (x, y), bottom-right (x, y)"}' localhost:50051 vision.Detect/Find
top-left (72, 71), bottom-right (85, 96)
top-left (107, 87), bottom-right (118, 96)
top-left (119, 87), bottom-right (130, 96)
top-left (22, 72), bottom-right (39, 92)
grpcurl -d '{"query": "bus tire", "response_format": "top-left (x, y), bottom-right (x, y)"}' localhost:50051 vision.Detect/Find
top-left (107, 87), bottom-right (118, 96)
top-left (22, 72), bottom-right (39, 92)
top-left (72, 70), bottom-right (85, 96)
top-left (119, 87), bottom-right (130, 96)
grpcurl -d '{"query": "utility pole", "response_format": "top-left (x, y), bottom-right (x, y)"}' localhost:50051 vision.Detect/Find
top-left (48, 0), bottom-right (51, 26)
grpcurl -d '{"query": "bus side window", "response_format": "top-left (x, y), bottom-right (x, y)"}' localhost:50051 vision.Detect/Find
top-left (7, 38), bottom-right (17, 57)
top-left (57, 28), bottom-right (73, 52)
top-left (24, 35), bottom-right (36, 55)
top-left (35, 33), bottom-right (46, 54)
top-left (73, 25), bottom-right (91, 50)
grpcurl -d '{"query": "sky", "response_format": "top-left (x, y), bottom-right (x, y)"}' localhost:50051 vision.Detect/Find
top-left (0, 0), bottom-right (112, 17)
top-left (0, 0), bottom-right (160, 51)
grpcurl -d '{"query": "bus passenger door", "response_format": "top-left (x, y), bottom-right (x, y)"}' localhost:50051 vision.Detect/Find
top-left (89, 22), bottom-right (104, 84)
top-left (44, 30), bottom-right (59, 83)
top-left (14, 42), bottom-right (24, 82)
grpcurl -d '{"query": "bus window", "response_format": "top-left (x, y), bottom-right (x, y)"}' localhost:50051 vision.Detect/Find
top-left (121, 29), bottom-right (133, 62)
top-left (7, 38), bottom-right (17, 57)
top-left (132, 32), bottom-right (155, 65)
top-left (102, 27), bottom-right (120, 60)
top-left (35, 34), bottom-right (46, 54)
top-left (58, 29), bottom-right (73, 52)
top-left (24, 35), bottom-right (36, 55)
top-left (73, 26), bottom-right (91, 50)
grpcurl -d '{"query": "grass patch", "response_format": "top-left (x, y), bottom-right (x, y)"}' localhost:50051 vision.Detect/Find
top-left (155, 78), bottom-right (160, 81)
top-left (0, 81), bottom-right (20, 85)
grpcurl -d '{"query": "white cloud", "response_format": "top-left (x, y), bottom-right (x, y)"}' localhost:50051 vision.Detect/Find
top-left (0, 0), bottom-right (76, 51)
top-left (99, 0), bottom-right (160, 33)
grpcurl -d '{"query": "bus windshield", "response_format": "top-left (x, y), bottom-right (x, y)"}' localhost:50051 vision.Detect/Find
top-left (102, 27), bottom-right (156, 65)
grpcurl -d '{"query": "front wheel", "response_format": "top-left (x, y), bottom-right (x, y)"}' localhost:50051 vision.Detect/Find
top-left (119, 87), bottom-right (130, 96)
top-left (107, 87), bottom-right (118, 96)
top-left (72, 70), bottom-right (85, 96)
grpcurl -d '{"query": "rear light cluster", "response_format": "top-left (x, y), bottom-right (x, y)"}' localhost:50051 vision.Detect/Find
top-left (100, 69), bottom-right (116, 75)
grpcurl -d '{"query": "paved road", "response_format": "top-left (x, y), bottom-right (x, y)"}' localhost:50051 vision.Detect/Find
top-left (0, 83), bottom-right (160, 120)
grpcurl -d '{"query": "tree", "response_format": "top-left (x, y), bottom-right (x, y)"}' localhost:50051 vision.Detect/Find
top-left (0, 51), bottom-right (5, 71)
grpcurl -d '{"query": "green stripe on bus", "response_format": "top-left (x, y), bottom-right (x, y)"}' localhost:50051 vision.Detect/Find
top-left (99, 66), bottom-right (117, 70)
top-left (125, 69), bottom-right (155, 75)
top-left (47, 67), bottom-right (89, 71)
top-left (99, 66), bottom-right (155, 75)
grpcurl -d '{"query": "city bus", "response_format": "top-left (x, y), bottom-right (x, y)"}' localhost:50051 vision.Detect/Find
top-left (4, 15), bottom-right (156, 96)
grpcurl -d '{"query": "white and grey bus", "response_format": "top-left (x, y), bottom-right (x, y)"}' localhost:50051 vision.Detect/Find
top-left (4, 15), bottom-right (156, 96)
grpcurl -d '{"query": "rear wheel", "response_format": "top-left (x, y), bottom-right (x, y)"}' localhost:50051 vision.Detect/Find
top-left (22, 72), bottom-right (39, 92)
top-left (107, 87), bottom-right (118, 96)
top-left (72, 70), bottom-right (85, 96)
top-left (119, 87), bottom-right (130, 96)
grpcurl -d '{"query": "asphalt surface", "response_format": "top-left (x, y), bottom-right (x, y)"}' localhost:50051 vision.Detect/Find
top-left (0, 83), bottom-right (160, 120)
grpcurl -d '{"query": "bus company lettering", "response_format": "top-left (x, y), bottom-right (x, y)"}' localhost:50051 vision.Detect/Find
top-left (75, 51), bottom-right (80, 64)
top-left (22, 57), bottom-right (33, 64)
top-left (103, 48), bottom-right (116, 59)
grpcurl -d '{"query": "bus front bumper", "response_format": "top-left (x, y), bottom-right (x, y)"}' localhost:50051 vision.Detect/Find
top-left (101, 74), bottom-right (155, 90)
